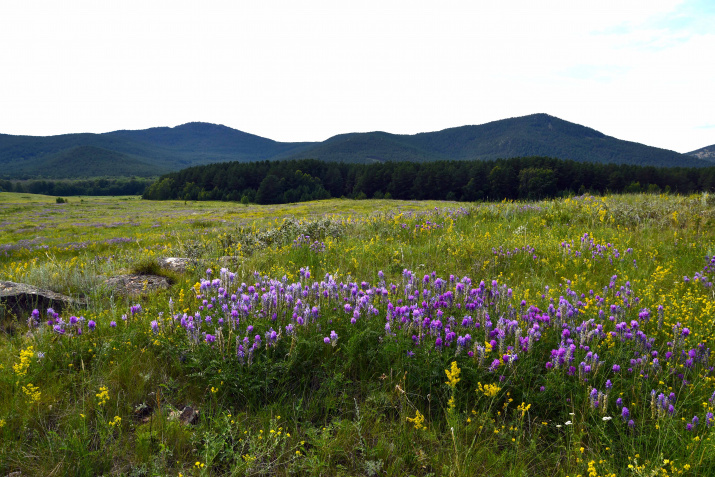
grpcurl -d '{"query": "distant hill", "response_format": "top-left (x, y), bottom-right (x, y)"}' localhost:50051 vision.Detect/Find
top-left (283, 114), bottom-right (707, 168)
top-left (0, 114), bottom-right (708, 179)
top-left (36, 146), bottom-right (166, 178)
top-left (106, 122), bottom-right (314, 162)
top-left (0, 123), bottom-right (315, 179)
top-left (688, 145), bottom-right (715, 162)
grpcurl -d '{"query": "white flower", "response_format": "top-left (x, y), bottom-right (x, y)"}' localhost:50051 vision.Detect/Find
top-left (564, 421), bottom-right (573, 425)
top-left (602, 416), bottom-right (612, 421)
top-left (569, 413), bottom-right (575, 416)
top-left (556, 425), bottom-right (562, 428)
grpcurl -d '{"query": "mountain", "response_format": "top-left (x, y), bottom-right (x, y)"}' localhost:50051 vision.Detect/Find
top-left (283, 114), bottom-right (708, 168)
top-left (105, 122), bottom-right (314, 161)
top-left (36, 146), bottom-right (166, 178)
top-left (0, 114), bottom-right (709, 179)
top-left (688, 145), bottom-right (715, 162)
top-left (0, 122), bottom-right (315, 179)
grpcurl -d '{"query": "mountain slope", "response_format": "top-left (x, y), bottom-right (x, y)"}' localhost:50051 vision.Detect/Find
top-left (0, 115), bottom-right (709, 179)
top-left (34, 146), bottom-right (166, 178)
top-left (688, 145), bottom-right (715, 162)
top-left (105, 122), bottom-right (315, 162)
top-left (274, 131), bottom-right (449, 163)
top-left (285, 114), bottom-right (708, 168)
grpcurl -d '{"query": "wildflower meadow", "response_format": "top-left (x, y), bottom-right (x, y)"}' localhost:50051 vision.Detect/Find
top-left (1, 191), bottom-right (715, 476)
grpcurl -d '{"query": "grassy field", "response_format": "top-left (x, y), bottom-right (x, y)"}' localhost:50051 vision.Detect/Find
top-left (1, 192), bottom-right (715, 476)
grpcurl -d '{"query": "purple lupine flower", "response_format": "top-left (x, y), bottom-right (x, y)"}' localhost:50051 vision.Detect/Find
top-left (110, 321), bottom-right (117, 328)
top-left (150, 320), bottom-right (159, 333)
top-left (612, 364), bottom-right (621, 373)
top-left (205, 334), bottom-right (216, 343)
top-left (621, 407), bottom-right (630, 420)
top-left (323, 337), bottom-right (331, 344)
top-left (87, 320), bottom-right (96, 330)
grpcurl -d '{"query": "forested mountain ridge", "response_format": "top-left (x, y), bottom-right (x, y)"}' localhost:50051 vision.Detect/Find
top-left (1, 114), bottom-right (710, 179)
top-left (0, 122), bottom-right (315, 178)
top-left (688, 144), bottom-right (715, 161)
top-left (283, 114), bottom-right (710, 167)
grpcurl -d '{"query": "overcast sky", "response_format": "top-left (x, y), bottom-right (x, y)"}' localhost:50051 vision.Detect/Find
top-left (1, 0), bottom-right (713, 153)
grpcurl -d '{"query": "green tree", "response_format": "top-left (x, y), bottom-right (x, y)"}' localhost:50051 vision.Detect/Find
top-left (256, 174), bottom-right (284, 204)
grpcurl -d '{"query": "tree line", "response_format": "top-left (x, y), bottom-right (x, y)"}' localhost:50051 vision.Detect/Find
top-left (141, 157), bottom-right (715, 204)
top-left (0, 178), bottom-right (153, 196)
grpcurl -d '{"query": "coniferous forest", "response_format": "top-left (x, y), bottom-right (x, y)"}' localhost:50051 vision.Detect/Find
top-left (0, 178), bottom-right (153, 197)
top-left (143, 157), bottom-right (715, 203)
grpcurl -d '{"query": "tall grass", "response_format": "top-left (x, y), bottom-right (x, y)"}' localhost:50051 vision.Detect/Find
top-left (1, 192), bottom-right (715, 475)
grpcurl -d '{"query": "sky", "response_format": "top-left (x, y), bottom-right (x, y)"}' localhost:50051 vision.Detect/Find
top-left (0, 0), bottom-right (713, 153)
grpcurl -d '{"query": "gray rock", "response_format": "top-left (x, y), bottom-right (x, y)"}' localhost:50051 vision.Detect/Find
top-left (0, 281), bottom-right (83, 318)
top-left (158, 257), bottom-right (193, 274)
top-left (104, 274), bottom-right (170, 296)
top-left (179, 406), bottom-right (199, 425)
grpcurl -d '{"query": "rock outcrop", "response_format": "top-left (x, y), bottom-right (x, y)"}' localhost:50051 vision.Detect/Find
top-left (158, 257), bottom-right (193, 274)
top-left (0, 281), bottom-right (83, 317)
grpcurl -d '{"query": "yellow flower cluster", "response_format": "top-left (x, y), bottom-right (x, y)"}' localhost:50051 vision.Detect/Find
top-left (586, 459), bottom-right (616, 477)
top-left (108, 415), bottom-right (121, 427)
top-left (13, 345), bottom-right (34, 377)
top-left (22, 383), bottom-right (41, 404)
top-left (96, 386), bottom-right (109, 406)
top-left (406, 410), bottom-right (426, 430)
top-left (516, 402), bottom-right (531, 418)
top-left (444, 361), bottom-right (461, 388)
top-left (477, 382), bottom-right (501, 398)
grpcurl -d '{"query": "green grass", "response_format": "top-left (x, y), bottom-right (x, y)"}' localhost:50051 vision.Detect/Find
top-left (1, 192), bottom-right (715, 476)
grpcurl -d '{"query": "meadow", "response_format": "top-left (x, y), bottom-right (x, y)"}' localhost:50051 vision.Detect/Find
top-left (1, 191), bottom-right (715, 476)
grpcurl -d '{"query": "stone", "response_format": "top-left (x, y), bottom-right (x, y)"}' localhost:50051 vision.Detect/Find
top-left (104, 274), bottom-right (170, 296)
top-left (179, 405), bottom-right (199, 425)
top-left (158, 257), bottom-right (193, 274)
top-left (0, 281), bottom-right (83, 318)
